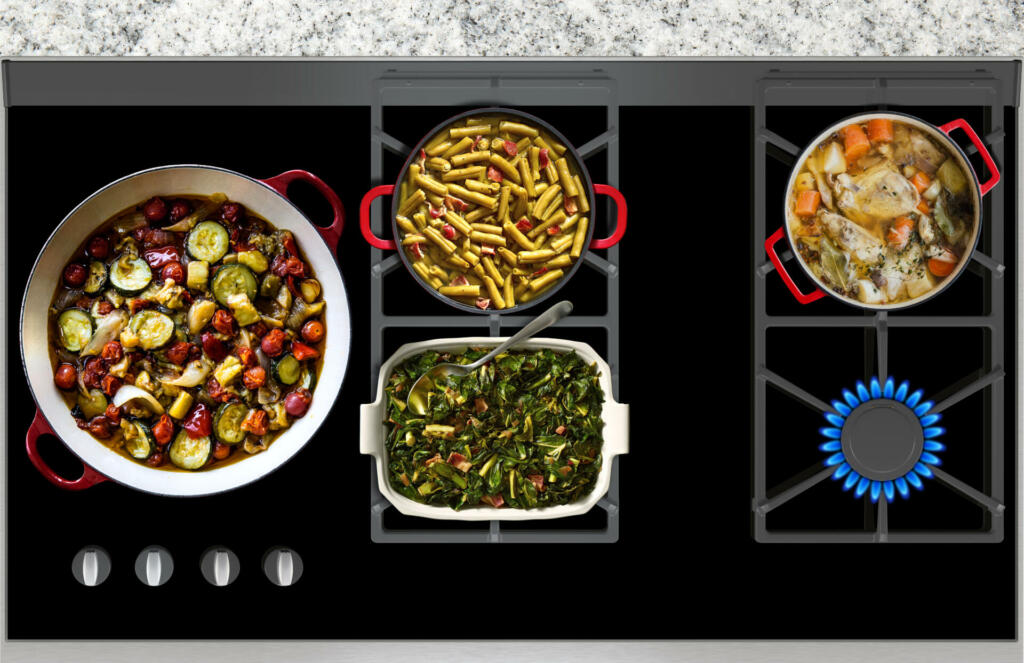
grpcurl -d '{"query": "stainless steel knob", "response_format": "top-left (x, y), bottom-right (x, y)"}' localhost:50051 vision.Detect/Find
top-left (71, 546), bottom-right (111, 587)
top-left (200, 547), bottom-right (239, 586)
top-left (263, 547), bottom-right (303, 586)
top-left (134, 546), bottom-right (173, 586)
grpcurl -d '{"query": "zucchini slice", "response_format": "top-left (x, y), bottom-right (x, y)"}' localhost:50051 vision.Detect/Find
top-left (76, 388), bottom-right (108, 419)
top-left (214, 403), bottom-right (248, 445)
top-left (187, 220), bottom-right (230, 263)
top-left (272, 354), bottom-right (302, 386)
top-left (109, 253), bottom-right (153, 295)
top-left (57, 309), bottom-right (94, 352)
top-left (83, 261), bottom-right (108, 294)
top-left (129, 310), bottom-right (175, 350)
top-left (124, 420), bottom-right (156, 460)
top-left (211, 263), bottom-right (258, 307)
top-left (169, 429), bottom-right (213, 470)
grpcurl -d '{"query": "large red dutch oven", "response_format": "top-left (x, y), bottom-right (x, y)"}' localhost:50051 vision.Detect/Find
top-left (765, 112), bottom-right (1000, 309)
top-left (21, 165), bottom-right (351, 496)
top-left (360, 107), bottom-right (627, 313)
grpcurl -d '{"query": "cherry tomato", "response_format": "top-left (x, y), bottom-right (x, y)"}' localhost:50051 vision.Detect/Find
top-left (143, 246), bottom-right (181, 269)
top-left (143, 197), bottom-right (168, 222)
top-left (169, 200), bottom-right (191, 221)
top-left (151, 414), bottom-right (174, 445)
top-left (161, 262), bottom-right (185, 284)
top-left (87, 236), bottom-right (111, 259)
top-left (54, 363), bottom-right (78, 390)
top-left (284, 389), bottom-right (312, 417)
top-left (182, 403), bottom-right (212, 439)
top-left (301, 320), bottom-right (325, 343)
top-left (260, 329), bottom-right (287, 357)
top-left (291, 341), bottom-right (320, 362)
top-left (200, 332), bottom-right (229, 362)
top-left (63, 263), bottom-right (88, 288)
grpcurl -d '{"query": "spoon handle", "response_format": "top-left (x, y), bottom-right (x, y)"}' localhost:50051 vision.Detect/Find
top-left (471, 300), bottom-right (573, 368)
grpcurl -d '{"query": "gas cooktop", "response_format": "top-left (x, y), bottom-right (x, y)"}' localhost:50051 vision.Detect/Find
top-left (1, 60), bottom-right (1019, 659)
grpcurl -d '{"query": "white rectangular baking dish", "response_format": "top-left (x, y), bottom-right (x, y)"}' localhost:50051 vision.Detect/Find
top-left (360, 337), bottom-right (629, 521)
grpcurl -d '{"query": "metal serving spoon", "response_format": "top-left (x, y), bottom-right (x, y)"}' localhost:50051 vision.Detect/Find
top-left (406, 300), bottom-right (573, 415)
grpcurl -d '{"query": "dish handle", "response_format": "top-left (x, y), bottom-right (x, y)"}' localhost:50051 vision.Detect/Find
top-left (260, 170), bottom-right (346, 254)
top-left (359, 185), bottom-right (398, 250)
top-left (603, 400), bottom-right (630, 457)
top-left (589, 184), bottom-right (627, 249)
top-left (938, 119), bottom-right (1000, 196)
top-left (765, 227), bottom-right (827, 304)
top-left (359, 402), bottom-right (383, 456)
top-left (25, 410), bottom-right (109, 490)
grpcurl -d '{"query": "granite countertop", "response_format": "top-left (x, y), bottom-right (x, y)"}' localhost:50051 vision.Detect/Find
top-left (2, 0), bottom-right (1023, 56)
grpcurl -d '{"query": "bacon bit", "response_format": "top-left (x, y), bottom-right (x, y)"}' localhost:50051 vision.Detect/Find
top-left (527, 474), bottom-right (546, 492)
top-left (481, 494), bottom-right (505, 508)
top-left (532, 267), bottom-right (549, 277)
top-left (419, 148), bottom-right (426, 161)
top-left (547, 225), bottom-right (561, 235)
top-left (451, 274), bottom-right (470, 287)
top-left (447, 452), bottom-right (473, 473)
top-left (516, 217), bottom-right (533, 232)
top-left (555, 425), bottom-right (566, 435)
top-left (428, 204), bottom-right (446, 219)
top-left (480, 245), bottom-right (495, 257)
top-left (503, 140), bottom-right (518, 156)
top-left (445, 195), bottom-right (468, 212)
top-left (424, 453), bottom-right (442, 467)
top-left (538, 147), bottom-right (550, 169)
top-left (474, 397), bottom-right (488, 413)
top-left (286, 275), bottom-right (302, 299)
top-left (472, 135), bottom-right (485, 150)
top-left (408, 242), bottom-right (425, 259)
top-left (475, 297), bottom-right (491, 310)
top-left (487, 166), bottom-right (504, 182)
top-left (564, 197), bottom-right (578, 215)
top-left (442, 224), bottom-right (457, 240)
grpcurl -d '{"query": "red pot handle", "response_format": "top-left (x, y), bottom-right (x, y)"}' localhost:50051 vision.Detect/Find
top-left (25, 409), bottom-right (109, 491)
top-left (765, 227), bottom-right (826, 304)
top-left (360, 185), bottom-right (398, 250)
top-left (260, 170), bottom-right (345, 254)
top-left (589, 184), bottom-right (627, 249)
top-left (938, 119), bottom-right (1001, 196)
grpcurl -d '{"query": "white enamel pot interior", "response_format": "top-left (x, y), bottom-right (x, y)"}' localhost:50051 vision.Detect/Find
top-left (360, 337), bottom-right (629, 521)
top-left (21, 165), bottom-right (351, 496)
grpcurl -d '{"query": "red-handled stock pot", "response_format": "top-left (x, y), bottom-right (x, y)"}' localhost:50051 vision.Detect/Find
top-left (765, 113), bottom-right (1000, 309)
top-left (21, 165), bottom-right (351, 496)
top-left (359, 107), bottom-right (627, 313)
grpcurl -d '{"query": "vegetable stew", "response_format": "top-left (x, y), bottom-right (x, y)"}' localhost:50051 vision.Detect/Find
top-left (383, 347), bottom-right (605, 510)
top-left (48, 194), bottom-right (325, 471)
top-left (788, 117), bottom-right (976, 305)
top-left (396, 114), bottom-right (591, 311)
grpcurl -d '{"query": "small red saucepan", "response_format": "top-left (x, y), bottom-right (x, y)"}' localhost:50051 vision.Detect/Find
top-left (765, 112), bottom-right (1000, 310)
top-left (359, 107), bottom-right (627, 313)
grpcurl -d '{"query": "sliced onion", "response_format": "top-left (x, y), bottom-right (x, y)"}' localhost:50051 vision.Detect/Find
top-left (159, 357), bottom-right (213, 387)
top-left (112, 384), bottom-right (165, 414)
top-left (79, 309), bottom-right (128, 357)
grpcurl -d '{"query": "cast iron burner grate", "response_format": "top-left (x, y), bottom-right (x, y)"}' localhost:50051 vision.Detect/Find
top-left (366, 69), bottom-right (623, 543)
top-left (752, 69), bottom-right (1010, 543)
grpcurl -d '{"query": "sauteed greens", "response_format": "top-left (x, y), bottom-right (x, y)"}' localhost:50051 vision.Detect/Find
top-left (384, 348), bottom-right (604, 510)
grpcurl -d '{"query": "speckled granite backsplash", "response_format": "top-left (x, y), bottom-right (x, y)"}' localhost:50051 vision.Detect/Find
top-left (2, 0), bottom-right (1023, 56)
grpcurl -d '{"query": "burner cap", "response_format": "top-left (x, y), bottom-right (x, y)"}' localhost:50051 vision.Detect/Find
top-left (840, 399), bottom-right (923, 481)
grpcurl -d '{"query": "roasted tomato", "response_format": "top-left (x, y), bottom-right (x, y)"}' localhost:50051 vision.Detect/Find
top-left (240, 408), bottom-right (269, 436)
top-left (260, 329), bottom-right (287, 357)
top-left (182, 403), bottom-right (213, 439)
top-left (54, 363), bottom-right (78, 390)
top-left (242, 366), bottom-right (267, 390)
top-left (151, 414), bottom-right (174, 445)
top-left (212, 309), bottom-right (235, 335)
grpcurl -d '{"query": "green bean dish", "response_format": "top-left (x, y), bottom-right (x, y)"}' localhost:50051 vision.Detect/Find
top-left (384, 348), bottom-right (605, 510)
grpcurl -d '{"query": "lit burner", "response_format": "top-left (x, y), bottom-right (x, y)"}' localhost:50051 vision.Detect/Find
top-left (820, 377), bottom-right (945, 503)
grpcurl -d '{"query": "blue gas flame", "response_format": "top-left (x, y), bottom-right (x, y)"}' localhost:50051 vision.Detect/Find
top-left (820, 377), bottom-right (944, 503)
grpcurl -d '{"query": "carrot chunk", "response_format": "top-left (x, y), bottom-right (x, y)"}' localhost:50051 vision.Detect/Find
top-left (795, 190), bottom-right (821, 217)
top-left (928, 257), bottom-right (956, 277)
top-left (910, 171), bottom-right (932, 194)
top-left (843, 124), bottom-right (871, 161)
top-left (867, 118), bottom-right (894, 143)
top-left (886, 216), bottom-right (916, 249)
top-left (916, 200), bottom-right (931, 215)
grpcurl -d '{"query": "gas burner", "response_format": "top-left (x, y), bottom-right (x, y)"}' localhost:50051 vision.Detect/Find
top-left (821, 377), bottom-right (945, 503)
